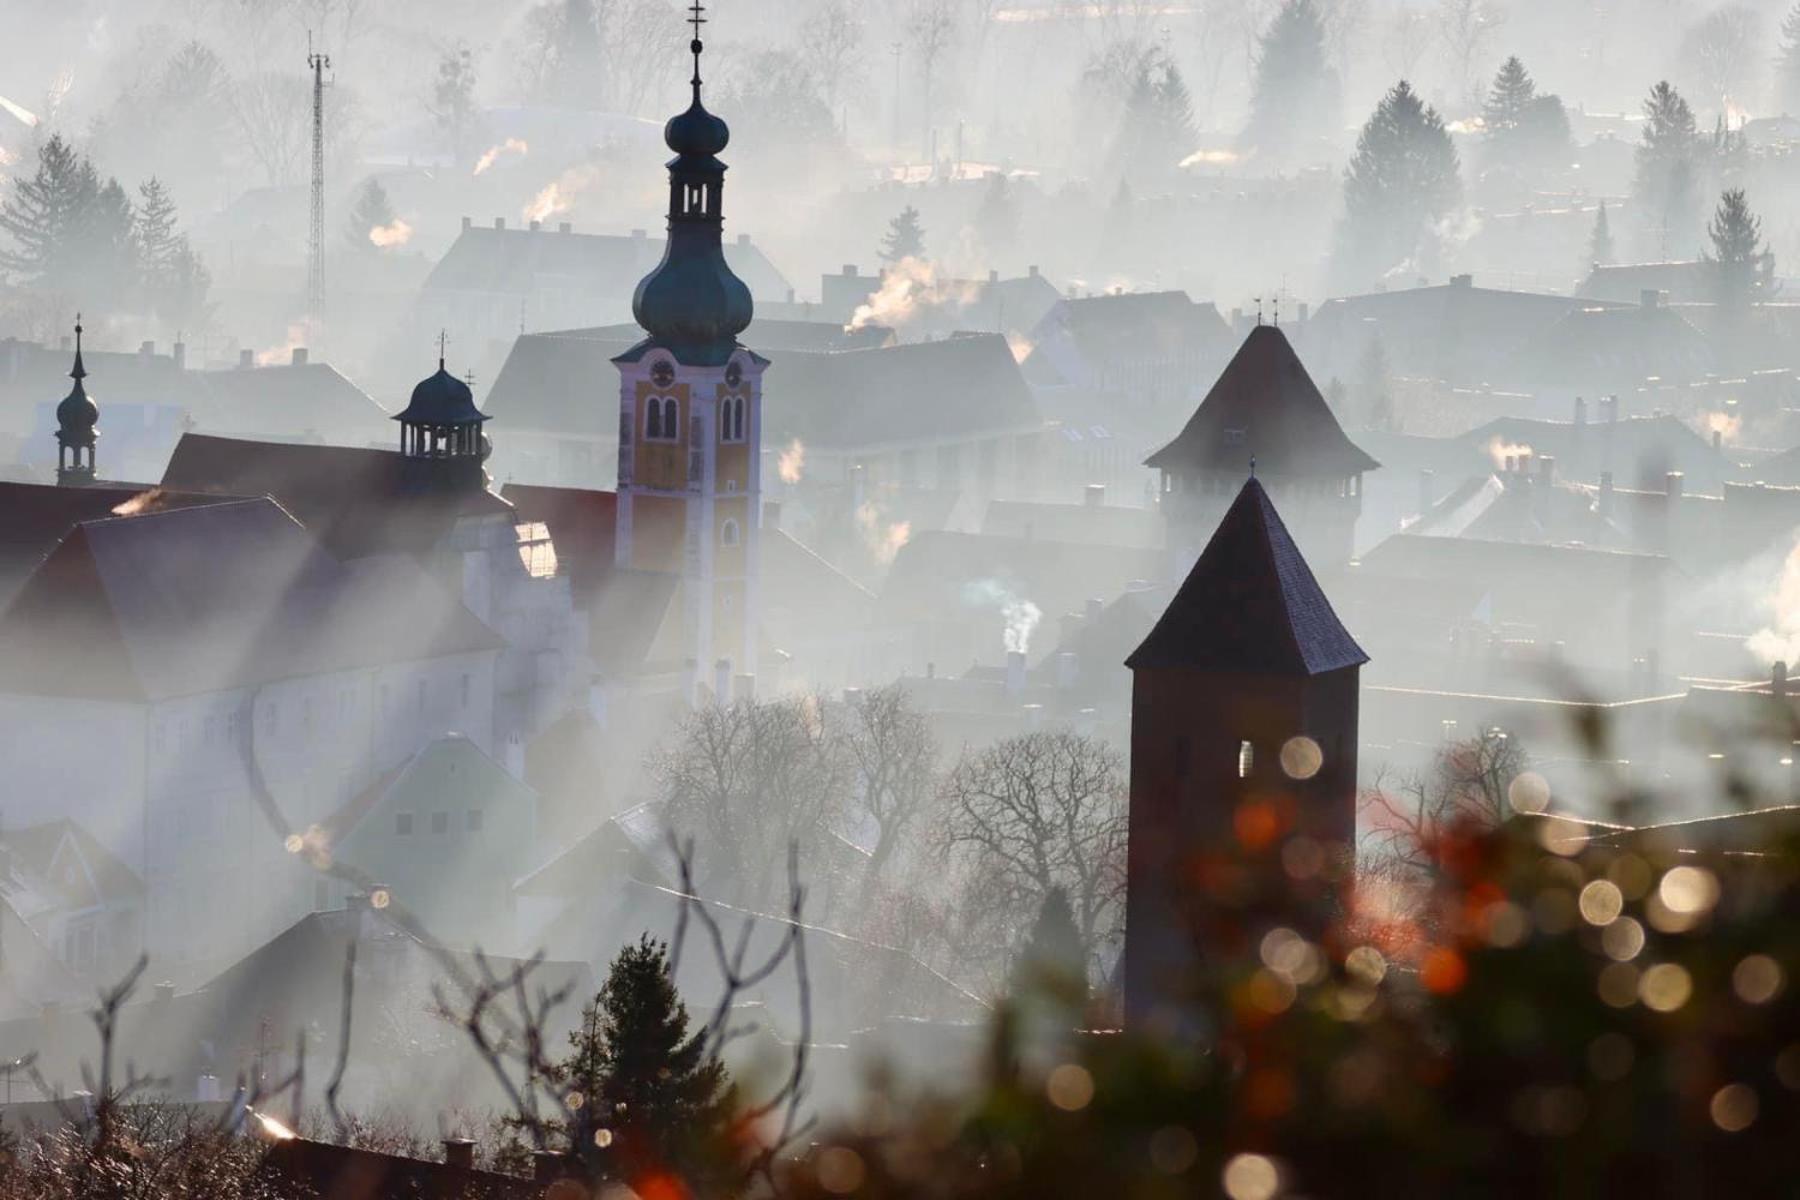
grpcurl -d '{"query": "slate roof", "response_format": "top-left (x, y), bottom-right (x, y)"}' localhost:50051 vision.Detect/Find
top-left (1037, 290), bottom-right (1234, 363)
top-left (1127, 478), bottom-right (1368, 675)
top-left (0, 499), bottom-right (501, 701)
top-left (192, 362), bottom-right (393, 442)
top-left (161, 433), bottom-right (514, 560)
top-left (1456, 413), bottom-right (1728, 489)
top-left (1576, 260), bottom-right (1714, 305)
top-left (421, 225), bottom-right (792, 303)
top-left (1145, 325), bottom-right (1380, 478)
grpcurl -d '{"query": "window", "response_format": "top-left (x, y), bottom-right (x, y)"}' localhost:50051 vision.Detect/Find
top-left (646, 396), bottom-right (679, 442)
top-left (460, 673), bottom-right (472, 709)
top-left (467, 809), bottom-right (484, 833)
top-left (395, 812), bottom-right (414, 836)
top-left (721, 519), bottom-right (740, 546)
top-left (431, 812), bottom-right (449, 835)
top-left (721, 396), bottom-right (746, 443)
top-left (646, 398), bottom-right (662, 439)
top-left (1238, 740), bottom-right (1254, 779)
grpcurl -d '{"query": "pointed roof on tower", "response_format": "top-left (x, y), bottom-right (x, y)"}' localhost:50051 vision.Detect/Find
top-left (1144, 324), bottom-right (1378, 478)
top-left (55, 317), bottom-right (98, 449)
top-left (1127, 477), bottom-right (1367, 675)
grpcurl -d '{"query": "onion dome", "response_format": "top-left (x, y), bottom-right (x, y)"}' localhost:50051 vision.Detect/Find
top-left (56, 319), bottom-right (97, 447)
top-left (394, 357), bottom-right (487, 427)
top-left (629, 4), bottom-right (753, 365)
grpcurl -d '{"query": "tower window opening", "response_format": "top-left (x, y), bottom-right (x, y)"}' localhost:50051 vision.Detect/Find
top-left (1238, 740), bottom-right (1254, 779)
top-left (721, 519), bottom-right (740, 546)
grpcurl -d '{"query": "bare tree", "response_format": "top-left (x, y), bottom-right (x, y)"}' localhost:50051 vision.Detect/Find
top-left (1683, 4), bottom-right (1761, 115)
top-left (1436, 0), bottom-right (1504, 110)
top-left (845, 684), bottom-right (939, 883)
top-left (1361, 728), bottom-right (1531, 883)
top-left (906, 0), bottom-right (960, 158)
top-left (653, 696), bottom-right (852, 916)
top-left (800, 0), bottom-right (866, 122)
top-left (939, 730), bottom-right (1129, 976)
top-left (1383, 7), bottom-right (1434, 81)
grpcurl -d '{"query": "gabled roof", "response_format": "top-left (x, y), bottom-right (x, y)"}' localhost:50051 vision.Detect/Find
top-left (193, 362), bottom-right (393, 442)
top-left (161, 433), bottom-right (513, 560)
top-left (1576, 260), bottom-right (1713, 305)
top-left (1128, 478), bottom-right (1367, 675)
top-left (421, 225), bottom-right (791, 303)
top-left (0, 820), bottom-right (144, 911)
top-left (1037, 290), bottom-right (1234, 363)
top-left (1144, 325), bottom-right (1379, 478)
top-left (0, 499), bottom-right (501, 700)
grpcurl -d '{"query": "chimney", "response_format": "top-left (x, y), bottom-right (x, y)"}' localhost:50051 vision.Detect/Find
top-left (533, 1152), bottom-right (570, 1184)
top-left (1640, 288), bottom-right (1662, 309)
top-left (558, 222), bottom-right (572, 234)
top-left (1505, 454), bottom-right (1518, 474)
top-left (154, 983), bottom-right (175, 1004)
top-left (714, 659), bottom-right (732, 705)
top-left (1084, 483), bottom-right (1105, 508)
top-left (1005, 650), bottom-right (1027, 697)
top-left (843, 264), bottom-right (858, 277)
top-left (238, 348), bottom-right (254, 369)
top-left (172, 341), bottom-right (186, 370)
top-left (785, 288), bottom-right (796, 304)
top-left (1085, 597), bottom-right (1104, 625)
top-left (734, 673), bottom-right (755, 702)
top-left (1450, 273), bottom-right (1473, 288)
top-left (443, 1139), bottom-right (475, 1171)
top-left (1573, 395), bottom-right (1587, 425)
top-left (529, 219), bottom-right (541, 231)
top-left (1713, 429), bottom-right (1723, 452)
top-left (762, 499), bottom-right (782, 530)
top-left (1418, 468), bottom-right (1435, 516)
top-left (1598, 471), bottom-right (1615, 516)
top-left (1297, 301), bottom-right (1310, 323)
top-left (461, 215), bottom-right (471, 231)
top-left (1056, 651), bottom-right (1079, 690)
top-left (502, 733), bottom-right (525, 780)
top-left (737, 233), bottom-right (751, 246)
top-left (988, 269), bottom-right (999, 283)
top-left (1603, 395), bottom-right (1620, 423)
top-left (632, 228), bottom-right (647, 239)
top-left (493, 217), bottom-right (505, 230)
top-left (1776, 661), bottom-right (1790, 699)
top-left (1538, 455), bottom-right (1555, 485)
top-left (138, 340), bottom-right (154, 358)
top-left (1028, 264), bottom-right (1039, 277)
top-left (291, 347), bottom-right (308, 367)
top-left (1666, 471), bottom-right (1684, 500)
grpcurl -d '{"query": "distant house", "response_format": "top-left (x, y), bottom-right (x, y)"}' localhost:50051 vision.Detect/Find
top-left (0, 498), bottom-right (504, 979)
top-left (414, 220), bottom-right (792, 373)
top-left (1577, 260), bottom-right (1716, 305)
top-left (1529, 294), bottom-right (1716, 395)
top-left (0, 820), bottom-right (144, 988)
top-left (1456, 410), bottom-right (1730, 493)
top-left (790, 263), bottom-right (1062, 338)
top-left (0, 482), bottom-right (234, 609)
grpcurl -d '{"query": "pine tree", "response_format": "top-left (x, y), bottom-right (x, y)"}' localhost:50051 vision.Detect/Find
top-left (344, 179), bottom-right (398, 253)
top-left (1482, 57), bottom-right (1569, 170)
top-left (1588, 201), bottom-right (1615, 268)
top-left (1482, 55), bottom-right (1536, 134)
top-left (1632, 81), bottom-right (1701, 258)
top-left (0, 135), bottom-right (101, 286)
top-left (1113, 55), bottom-right (1196, 180)
top-left (545, 0), bottom-right (604, 108)
top-left (1241, 0), bottom-right (1340, 163)
top-left (880, 205), bottom-right (926, 263)
top-left (1706, 187), bottom-right (1771, 309)
top-left (134, 178), bottom-right (180, 277)
top-left (543, 936), bottom-right (736, 1191)
top-left (1332, 81), bottom-right (1461, 291)
top-left (135, 177), bottom-right (209, 330)
top-left (1011, 887), bottom-right (1090, 1008)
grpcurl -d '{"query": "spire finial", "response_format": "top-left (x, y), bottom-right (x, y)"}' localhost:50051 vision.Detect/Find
top-left (688, 2), bottom-right (707, 97)
top-left (1253, 296), bottom-right (1263, 327)
top-left (70, 313), bottom-right (86, 381)
top-left (437, 329), bottom-right (448, 369)
top-left (1249, 455), bottom-right (1257, 480)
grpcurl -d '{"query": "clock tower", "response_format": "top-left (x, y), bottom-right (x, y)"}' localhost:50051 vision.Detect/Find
top-left (613, 3), bottom-right (765, 699)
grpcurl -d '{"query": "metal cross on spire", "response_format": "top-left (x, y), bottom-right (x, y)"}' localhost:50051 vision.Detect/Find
top-left (437, 329), bottom-right (449, 368)
top-left (71, 312), bottom-right (85, 380)
top-left (688, 2), bottom-right (707, 92)
top-left (1252, 296), bottom-right (1264, 326)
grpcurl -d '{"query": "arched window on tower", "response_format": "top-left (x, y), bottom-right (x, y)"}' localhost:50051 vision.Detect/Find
top-left (721, 519), bottom-right (740, 546)
top-left (665, 397), bottom-right (681, 439)
top-left (646, 399), bottom-right (662, 440)
top-left (735, 396), bottom-right (746, 441)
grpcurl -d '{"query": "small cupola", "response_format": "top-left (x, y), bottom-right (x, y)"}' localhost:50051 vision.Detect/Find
top-left (55, 316), bottom-right (98, 485)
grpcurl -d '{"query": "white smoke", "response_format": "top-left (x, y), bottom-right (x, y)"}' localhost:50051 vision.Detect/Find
top-left (963, 579), bottom-right (1043, 655)
top-left (473, 137), bottom-right (529, 176)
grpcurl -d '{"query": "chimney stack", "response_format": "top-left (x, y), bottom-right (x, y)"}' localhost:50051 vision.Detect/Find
top-left (1538, 455), bottom-right (1555, 485)
top-left (1713, 429), bottom-right (1723, 452)
top-left (1574, 395), bottom-right (1587, 426)
top-left (1084, 483), bottom-right (1105, 508)
top-left (461, 216), bottom-right (471, 231)
top-left (1005, 650), bottom-right (1027, 697)
top-left (1598, 471), bottom-right (1615, 517)
top-left (1028, 264), bottom-right (1039, 277)
top-left (443, 1140), bottom-right (475, 1171)
top-left (843, 264), bottom-right (858, 277)
top-left (559, 222), bottom-right (572, 233)
top-left (988, 269), bottom-right (999, 283)
top-left (1665, 471), bottom-right (1684, 500)
top-left (1450, 273), bottom-right (1473, 288)
top-left (238, 348), bottom-right (254, 369)
top-left (1297, 301), bottom-right (1310, 323)
top-left (494, 217), bottom-right (505, 230)
top-left (291, 347), bottom-right (308, 367)
top-left (139, 340), bottom-right (154, 358)
top-left (1640, 289), bottom-right (1662, 309)
top-left (172, 341), bottom-right (186, 370)
top-left (529, 219), bottom-right (541, 231)
top-left (1056, 651), bottom-right (1079, 690)
top-left (762, 499), bottom-right (782, 531)
top-left (714, 659), bottom-right (732, 706)
top-left (1776, 661), bottom-right (1789, 699)
top-left (1086, 596), bottom-right (1104, 626)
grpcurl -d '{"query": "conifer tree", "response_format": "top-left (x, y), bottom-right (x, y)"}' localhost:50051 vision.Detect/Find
top-left (544, 936), bottom-right (736, 1191)
top-left (1241, 0), bottom-right (1339, 163)
top-left (1632, 81), bottom-right (1701, 257)
top-left (1481, 57), bottom-right (1570, 170)
top-left (134, 178), bottom-right (210, 330)
top-left (1482, 55), bottom-right (1535, 132)
top-left (134, 178), bottom-right (180, 278)
top-left (1588, 200), bottom-right (1615, 268)
top-left (0, 135), bottom-right (101, 286)
top-left (1011, 887), bottom-right (1090, 1007)
top-left (1706, 187), bottom-right (1772, 309)
top-left (1332, 81), bottom-right (1461, 291)
top-left (1780, 4), bottom-right (1800, 115)
top-left (880, 205), bottom-right (927, 263)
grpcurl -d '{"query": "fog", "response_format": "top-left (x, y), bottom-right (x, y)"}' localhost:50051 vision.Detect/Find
top-left (0, 0), bottom-right (1796, 1187)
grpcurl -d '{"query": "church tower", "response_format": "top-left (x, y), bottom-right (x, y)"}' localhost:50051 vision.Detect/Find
top-left (1148, 324), bottom-right (1377, 573)
top-left (55, 318), bottom-right (98, 486)
top-left (394, 339), bottom-right (492, 493)
top-left (1122, 476), bottom-right (1367, 1031)
top-left (613, 3), bottom-right (765, 698)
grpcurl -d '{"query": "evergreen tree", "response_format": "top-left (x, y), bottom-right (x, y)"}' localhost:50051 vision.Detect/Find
top-left (1332, 81), bottom-right (1461, 291)
top-left (1588, 200), bottom-right (1615, 268)
top-left (344, 179), bottom-right (398, 253)
top-left (1241, 0), bottom-right (1340, 163)
top-left (0, 135), bottom-right (101, 286)
top-left (1011, 887), bottom-right (1090, 1007)
top-left (1482, 55), bottom-right (1535, 133)
top-left (134, 178), bottom-right (180, 278)
top-left (880, 205), bottom-right (927, 263)
top-left (541, 0), bottom-right (604, 108)
top-left (1113, 55), bottom-right (1196, 180)
top-left (540, 936), bottom-right (736, 1191)
top-left (1632, 81), bottom-right (1701, 258)
top-left (134, 177), bottom-right (209, 330)
top-left (1706, 187), bottom-right (1772, 309)
top-left (1481, 57), bottom-right (1570, 170)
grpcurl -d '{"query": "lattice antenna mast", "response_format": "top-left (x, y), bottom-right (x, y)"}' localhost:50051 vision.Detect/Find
top-left (307, 34), bottom-right (330, 330)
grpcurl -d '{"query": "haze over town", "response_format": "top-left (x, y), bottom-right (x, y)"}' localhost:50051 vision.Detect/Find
top-left (0, 0), bottom-right (1794, 1196)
